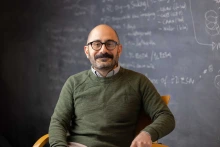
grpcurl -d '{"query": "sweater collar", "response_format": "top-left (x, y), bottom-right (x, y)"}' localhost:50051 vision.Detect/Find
top-left (91, 64), bottom-right (121, 77)
top-left (89, 66), bottom-right (124, 83)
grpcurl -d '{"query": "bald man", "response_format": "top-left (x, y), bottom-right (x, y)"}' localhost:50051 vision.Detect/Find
top-left (49, 24), bottom-right (175, 147)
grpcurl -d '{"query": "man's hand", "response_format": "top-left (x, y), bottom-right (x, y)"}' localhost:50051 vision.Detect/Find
top-left (130, 131), bottom-right (152, 147)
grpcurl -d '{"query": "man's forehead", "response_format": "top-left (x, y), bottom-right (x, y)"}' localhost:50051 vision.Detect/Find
top-left (87, 25), bottom-right (118, 42)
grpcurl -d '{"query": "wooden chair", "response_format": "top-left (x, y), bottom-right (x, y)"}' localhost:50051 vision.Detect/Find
top-left (33, 95), bottom-right (170, 147)
top-left (135, 95), bottom-right (170, 136)
top-left (33, 134), bottom-right (49, 147)
top-left (134, 95), bottom-right (170, 146)
top-left (152, 144), bottom-right (168, 147)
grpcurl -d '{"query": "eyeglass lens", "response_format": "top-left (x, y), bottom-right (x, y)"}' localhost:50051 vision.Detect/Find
top-left (91, 41), bottom-right (117, 50)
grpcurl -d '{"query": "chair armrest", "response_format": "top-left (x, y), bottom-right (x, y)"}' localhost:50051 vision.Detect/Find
top-left (33, 134), bottom-right (49, 147)
top-left (32, 134), bottom-right (168, 147)
top-left (152, 143), bottom-right (168, 147)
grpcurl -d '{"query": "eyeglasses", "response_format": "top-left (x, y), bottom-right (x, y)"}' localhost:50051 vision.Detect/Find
top-left (87, 40), bottom-right (119, 51)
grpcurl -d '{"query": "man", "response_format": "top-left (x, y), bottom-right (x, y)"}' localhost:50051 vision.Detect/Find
top-left (49, 24), bottom-right (175, 147)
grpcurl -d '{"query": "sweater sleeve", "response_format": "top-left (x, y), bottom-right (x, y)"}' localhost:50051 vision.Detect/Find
top-left (49, 77), bottom-right (74, 147)
top-left (141, 77), bottom-right (175, 142)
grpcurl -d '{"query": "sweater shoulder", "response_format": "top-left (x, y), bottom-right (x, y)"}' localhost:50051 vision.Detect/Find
top-left (121, 67), bottom-right (154, 92)
top-left (69, 70), bottom-right (90, 79)
top-left (66, 70), bottom-right (90, 86)
top-left (122, 67), bottom-right (148, 80)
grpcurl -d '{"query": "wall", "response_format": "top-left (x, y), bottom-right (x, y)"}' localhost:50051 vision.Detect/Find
top-left (1, 0), bottom-right (220, 146)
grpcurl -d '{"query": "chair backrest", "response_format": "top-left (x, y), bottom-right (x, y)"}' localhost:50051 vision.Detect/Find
top-left (33, 134), bottom-right (49, 147)
top-left (135, 95), bottom-right (170, 135)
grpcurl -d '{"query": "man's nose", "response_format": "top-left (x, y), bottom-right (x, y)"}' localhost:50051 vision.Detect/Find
top-left (99, 44), bottom-right (108, 53)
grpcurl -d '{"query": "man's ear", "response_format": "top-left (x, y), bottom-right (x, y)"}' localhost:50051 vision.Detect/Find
top-left (84, 46), bottom-right (89, 58)
top-left (118, 44), bottom-right (123, 56)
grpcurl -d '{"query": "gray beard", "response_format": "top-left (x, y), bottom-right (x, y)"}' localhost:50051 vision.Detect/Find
top-left (93, 60), bottom-right (117, 71)
top-left (89, 53), bottom-right (119, 71)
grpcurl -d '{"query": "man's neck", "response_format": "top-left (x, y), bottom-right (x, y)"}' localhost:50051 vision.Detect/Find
top-left (94, 67), bottom-right (114, 77)
top-left (94, 64), bottom-right (118, 77)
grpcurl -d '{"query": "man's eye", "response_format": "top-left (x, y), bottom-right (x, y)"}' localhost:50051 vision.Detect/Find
top-left (106, 42), bottom-right (114, 46)
top-left (93, 42), bottom-right (101, 46)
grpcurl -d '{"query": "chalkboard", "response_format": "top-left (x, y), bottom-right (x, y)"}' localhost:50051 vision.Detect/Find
top-left (2, 0), bottom-right (220, 147)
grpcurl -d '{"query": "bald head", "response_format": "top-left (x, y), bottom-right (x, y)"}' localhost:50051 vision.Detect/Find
top-left (87, 24), bottom-right (120, 44)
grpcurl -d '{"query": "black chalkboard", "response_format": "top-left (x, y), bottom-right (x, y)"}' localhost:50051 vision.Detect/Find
top-left (2, 0), bottom-right (220, 147)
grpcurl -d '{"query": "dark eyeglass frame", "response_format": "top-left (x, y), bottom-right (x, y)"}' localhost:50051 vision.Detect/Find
top-left (87, 40), bottom-right (120, 51)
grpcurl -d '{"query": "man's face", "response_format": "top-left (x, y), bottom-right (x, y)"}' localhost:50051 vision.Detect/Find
top-left (84, 25), bottom-right (122, 71)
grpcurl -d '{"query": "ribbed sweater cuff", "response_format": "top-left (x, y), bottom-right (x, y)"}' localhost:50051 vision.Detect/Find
top-left (143, 127), bottom-right (158, 142)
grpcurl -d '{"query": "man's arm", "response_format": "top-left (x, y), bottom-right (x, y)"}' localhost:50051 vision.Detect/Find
top-left (142, 79), bottom-right (175, 142)
top-left (49, 78), bottom-right (74, 147)
top-left (131, 103), bottom-right (174, 147)
top-left (131, 78), bottom-right (175, 147)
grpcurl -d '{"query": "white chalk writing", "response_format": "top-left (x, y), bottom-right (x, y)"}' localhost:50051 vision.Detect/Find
top-left (127, 31), bottom-right (152, 37)
top-left (148, 75), bottom-right (195, 87)
top-left (214, 74), bottom-right (220, 89)
top-left (190, 0), bottom-right (220, 51)
top-left (151, 51), bottom-right (172, 61)
top-left (124, 38), bottom-right (156, 46)
top-left (63, 0), bottom-right (96, 16)
top-left (120, 62), bottom-right (155, 69)
top-left (214, 0), bottom-right (220, 4)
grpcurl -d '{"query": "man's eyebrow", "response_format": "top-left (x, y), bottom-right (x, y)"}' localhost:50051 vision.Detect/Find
top-left (89, 39), bottom-right (117, 43)
top-left (106, 39), bottom-right (116, 42)
top-left (89, 39), bottom-right (101, 43)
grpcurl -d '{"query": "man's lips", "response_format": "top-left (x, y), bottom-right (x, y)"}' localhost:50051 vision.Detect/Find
top-left (98, 57), bottom-right (110, 59)
top-left (97, 57), bottom-right (111, 61)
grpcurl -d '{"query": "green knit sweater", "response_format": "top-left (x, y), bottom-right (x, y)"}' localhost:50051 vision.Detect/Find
top-left (49, 67), bottom-right (175, 147)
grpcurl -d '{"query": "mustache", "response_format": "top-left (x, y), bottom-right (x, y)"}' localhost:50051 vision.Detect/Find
top-left (95, 53), bottom-right (113, 60)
